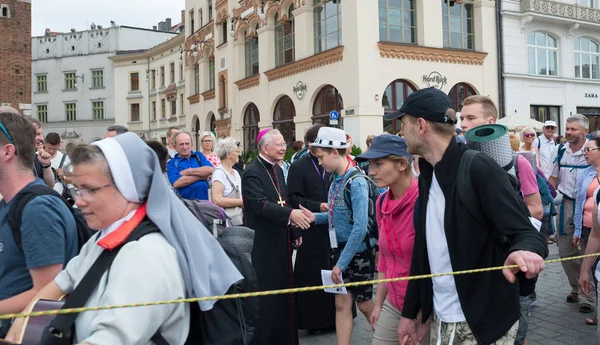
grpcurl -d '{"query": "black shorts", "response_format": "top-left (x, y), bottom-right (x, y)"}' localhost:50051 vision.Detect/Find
top-left (331, 246), bottom-right (375, 302)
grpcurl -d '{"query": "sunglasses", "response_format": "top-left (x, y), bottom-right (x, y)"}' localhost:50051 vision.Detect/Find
top-left (524, 133), bottom-right (536, 138)
top-left (0, 122), bottom-right (17, 154)
top-left (545, 126), bottom-right (556, 130)
top-left (583, 147), bottom-right (600, 153)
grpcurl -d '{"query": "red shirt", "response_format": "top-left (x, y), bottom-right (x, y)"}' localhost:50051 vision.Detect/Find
top-left (376, 179), bottom-right (418, 311)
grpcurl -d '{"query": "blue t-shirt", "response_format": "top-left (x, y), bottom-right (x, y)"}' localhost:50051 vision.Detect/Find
top-left (167, 151), bottom-right (213, 200)
top-left (0, 179), bottom-right (78, 300)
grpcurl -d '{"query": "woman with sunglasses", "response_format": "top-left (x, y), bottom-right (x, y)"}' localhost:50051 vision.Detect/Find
top-left (199, 131), bottom-right (221, 167)
top-left (211, 137), bottom-right (244, 225)
top-left (521, 128), bottom-right (542, 169)
top-left (574, 137), bottom-right (600, 323)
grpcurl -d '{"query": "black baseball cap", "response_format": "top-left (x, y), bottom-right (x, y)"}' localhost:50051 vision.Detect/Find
top-left (383, 87), bottom-right (456, 125)
top-left (355, 134), bottom-right (413, 163)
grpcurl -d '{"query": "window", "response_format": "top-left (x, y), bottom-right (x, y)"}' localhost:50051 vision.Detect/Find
top-left (243, 103), bottom-right (260, 151)
top-left (245, 36), bottom-right (259, 77)
top-left (152, 101), bottom-right (157, 120)
top-left (161, 99), bottom-right (166, 118)
top-left (442, 0), bottom-right (474, 50)
top-left (378, 0), bottom-right (416, 43)
top-left (1, 5), bottom-right (9, 18)
top-left (209, 57), bottom-right (215, 90)
top-left (578, 0), bottom-right (600, 8)
top-left (314, 0), bottom-right (342, 53)
top-left (151, 70), bottom-right (156, 89)
top-left (37, 104), bottom-right (48, 123)
top-left (179, 63), bottom-right (184, 81)
top-left (275, 9), bottom-right (295, 67)
top-left (131, 103), bottom-right (140, 122)
top-left (130, 72), bottom-right (139, 91)
top-left (382, 79), bottom-right (417, 133)
top-left (209, 113), bottom-right (217, 132)
top-left (64, 72), bottom-right (76, 90)
top-left (194, 65), bottom-right (200, 94)
top-left (171, 100), bottom-right (177, 116)
top-left (220, 77), bottom-right (227, 109)
top-left (527, 32), bottom-right (558, 76)
top-left (65, 103), bottom-right (77, 122)
top-left (170, 62), bottom-right (175, 83)
top-left (190, 9), bottom-right (195, 34)
top-left (160, 66), bottom-right (165, 86)
top-left (208, 1), bottom-right (213, 22)
top-left (273, 95), bottom-right (296, 145)
top-left (312, 85), bottom-right (344, 127)
top-left (180, 94), bottom-right (185, 115)
top-left (92, 101), bottom-right (104, 120)
top-left (575, 37), bottom-right (600, 80)
top-left (221, 22), bottom-right (228, 44)
top-left (531, 105), bottom-right (560, 131)
top-left (448, 82), bottom-right (476, 111)
top-left (578, 107), bottom-right (600, 132)
top-left (200, 8), bottom-right (204, 27)
top-left (92, 70), bottom-right (104, 88)
top-left (36, 74), bottom-right (47, 92)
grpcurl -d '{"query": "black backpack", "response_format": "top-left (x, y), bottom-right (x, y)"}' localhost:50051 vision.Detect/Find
top-left (340, 170), bottom-right (380, 244)
top-left (7, 184), bottom-right (95, 253)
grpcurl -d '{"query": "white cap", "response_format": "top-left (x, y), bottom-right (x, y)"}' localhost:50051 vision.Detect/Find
top-left (310, 127), bottom-right (349, 149)
top-left (544, 120), bottom-right (557, 127)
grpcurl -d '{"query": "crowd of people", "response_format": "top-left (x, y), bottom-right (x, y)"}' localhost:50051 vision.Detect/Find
top-left (0, 86), bottom-right (598, 345)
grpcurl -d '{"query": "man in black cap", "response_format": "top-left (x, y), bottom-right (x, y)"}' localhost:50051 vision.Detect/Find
top-left (387, 87), bottom-right (548, 345)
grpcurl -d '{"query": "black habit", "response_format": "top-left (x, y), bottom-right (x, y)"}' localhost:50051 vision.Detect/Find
top-left (242, 155), bottom-right (300, 345)
top-left (287, 153), bottom-right (336, 330)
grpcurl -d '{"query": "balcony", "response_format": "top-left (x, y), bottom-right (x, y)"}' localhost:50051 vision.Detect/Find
top-left (521, 0), bottom-right (600, 24)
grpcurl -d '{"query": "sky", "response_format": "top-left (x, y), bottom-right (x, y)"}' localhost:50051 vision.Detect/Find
top-left (32, 0), bottom-right (185, 36)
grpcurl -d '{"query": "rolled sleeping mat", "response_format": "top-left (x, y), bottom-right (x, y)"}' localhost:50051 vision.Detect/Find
top-left (464, 124), bottom-right (514, 170)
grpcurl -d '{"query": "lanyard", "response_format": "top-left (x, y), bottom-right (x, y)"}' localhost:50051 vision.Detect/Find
top-left (310, 156), bottom-right (325, 181)
top-left (329, 163), bottom-right (351, 220)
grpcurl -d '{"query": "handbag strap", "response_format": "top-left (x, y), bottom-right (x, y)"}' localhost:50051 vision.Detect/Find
top-left (215, 167), bottom-right (238, 197)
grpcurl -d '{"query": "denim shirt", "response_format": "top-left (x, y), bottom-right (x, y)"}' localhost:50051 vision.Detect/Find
top-left (574, 166), bottom-right (598, 237)
top-left (315, 166), bottom-right (374, 270)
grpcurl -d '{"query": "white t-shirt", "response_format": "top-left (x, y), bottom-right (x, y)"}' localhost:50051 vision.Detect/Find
top-left (50, 151), bottom-right (72, 194)
top-left (212, 167), bottom-right (242, 198)
top-left (535, 135), bottom-right (556, 177)
top-left (425, 173), bottom-right (466, 323)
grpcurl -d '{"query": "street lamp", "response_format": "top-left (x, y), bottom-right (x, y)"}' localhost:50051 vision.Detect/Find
top-left (230, 15), bottom-right (249, 37)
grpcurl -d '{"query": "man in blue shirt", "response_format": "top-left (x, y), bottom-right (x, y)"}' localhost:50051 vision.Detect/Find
top-left (0, 112), bottom-right (78, 337)
top-left (167, 131), bottom-right (215, 200)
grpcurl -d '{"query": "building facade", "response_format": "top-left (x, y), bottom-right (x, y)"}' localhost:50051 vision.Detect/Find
top-left (0, 0), bottom-right (31, 114)
top-left (32, 24), bottom-right (179, 144)
top-left (183, 0), bottom-right (498, 152)
top-left (502, 0), bottom-right (600, 134)
top-left (109, 34), bottom-right (187, 144)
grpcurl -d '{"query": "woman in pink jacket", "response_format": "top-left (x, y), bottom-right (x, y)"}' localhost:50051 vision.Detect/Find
top-left (356, 134), bottom-right (429, 345)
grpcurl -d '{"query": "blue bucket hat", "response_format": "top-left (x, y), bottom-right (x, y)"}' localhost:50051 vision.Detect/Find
top-left (355, 134), bottom-right (413, 163)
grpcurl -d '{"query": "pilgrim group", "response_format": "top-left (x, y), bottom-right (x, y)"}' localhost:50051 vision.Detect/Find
top-left (1, 85), bottom-right (600, 345)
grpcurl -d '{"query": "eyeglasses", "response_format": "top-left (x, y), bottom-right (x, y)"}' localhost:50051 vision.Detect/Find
top-left (0, 122), bottom-right (17, 154)
top-left (523, 133), bottom-right (536, 138)
top-left (202, 140), bottom-right (213, 143)
top-left (73, 184), bottom-right (112, 201)
top-left (236, 141), bottom-right (241, 147)
top-left (270, 142), bottom-right (287, 149)
top-left (583, 147), bottom-right (600, 153)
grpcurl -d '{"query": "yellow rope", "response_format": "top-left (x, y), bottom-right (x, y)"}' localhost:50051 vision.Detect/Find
top-left (0, 252), bottom-right (598, 321)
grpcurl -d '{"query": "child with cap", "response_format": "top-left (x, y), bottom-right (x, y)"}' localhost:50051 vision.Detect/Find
top-left (355, 135), bottom-right (430, 345)
top-left (301, 127), bottom-right (376, 345)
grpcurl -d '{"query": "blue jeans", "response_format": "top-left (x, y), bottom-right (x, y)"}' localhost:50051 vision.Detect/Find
top-left (0, 319), bottom-right (12, 338)
top-left (514, 293), bottom-right (534, 345)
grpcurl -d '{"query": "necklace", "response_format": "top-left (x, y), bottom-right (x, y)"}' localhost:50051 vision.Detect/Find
top-left (258, 157), bottom-right (286, 207)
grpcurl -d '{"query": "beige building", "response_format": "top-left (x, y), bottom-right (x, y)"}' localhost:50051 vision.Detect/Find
top-left (184, 0), bottom-right (499, 152)
top-left (109, 33), bottom-right (187, 144)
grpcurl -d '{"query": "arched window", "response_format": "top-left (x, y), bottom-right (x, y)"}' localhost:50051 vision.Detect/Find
top-left (209, 113), bottom-right (216, 133)
top-left (575, 37), bottom-right (600, 80)
top-left (275, 7), bottom-right (295, 67)
top-left (448, 82), bottom-right (476, 111)
top-left (1, 7), bottom-right (8, 18)
top-left (273, 96), bottom-right (296, 145)
top-left (378, 0), bottom-right (416, 44)
top-left (312, 85), bottom-right (344, 127)
top-left (243, 103), bottom-right (260, 152)
top-left (193, 116), bottom-right (201, 151)
top-left (382, 79), bottom-right (417, 134)
top-left (527, 32), bottom-right (558, 76)
top-left (442, 0), bottom-right (474, 49)
top-left (314, 0), bottom-right (342, 53)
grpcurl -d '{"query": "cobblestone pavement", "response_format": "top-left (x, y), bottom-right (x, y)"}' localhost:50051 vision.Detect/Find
top-left (300, 245), bottom-right (598, 345)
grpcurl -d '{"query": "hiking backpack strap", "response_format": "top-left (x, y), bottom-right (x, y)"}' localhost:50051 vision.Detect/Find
top-left (7, 185), bottom-right (68, 252)
top-left (341, 170), bottom-right (365, 224)
top-left (39, 219), bottom-right (166, 345)
top-left (553, 143), bottom-right (590, 170)
top-left (456, 150), bottom-right (487, 227)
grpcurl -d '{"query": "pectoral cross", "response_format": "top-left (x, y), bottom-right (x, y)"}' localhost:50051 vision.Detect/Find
top-left (277, 196), bottom-right (286, 207)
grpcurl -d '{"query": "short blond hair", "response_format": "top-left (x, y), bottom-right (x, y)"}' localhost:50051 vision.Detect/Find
top-left (462, 95), bottom-right (498, 120)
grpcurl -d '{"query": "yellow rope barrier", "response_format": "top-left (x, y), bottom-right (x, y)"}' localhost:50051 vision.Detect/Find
top-left (0, 252), bottom-right (598, 321)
